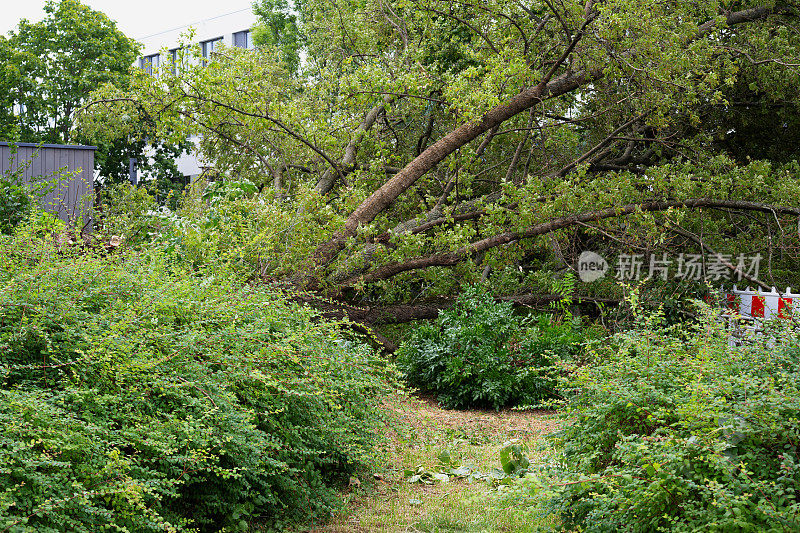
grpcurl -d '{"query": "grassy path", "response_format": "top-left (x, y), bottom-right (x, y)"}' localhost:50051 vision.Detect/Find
top-left (305, 394), bottom-right (560, 532)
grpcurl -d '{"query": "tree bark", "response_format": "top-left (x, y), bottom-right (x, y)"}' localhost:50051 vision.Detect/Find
top-left (306, 68), bottom-right (601, 273)
top-left (298, 293), bottom-right (617, 324)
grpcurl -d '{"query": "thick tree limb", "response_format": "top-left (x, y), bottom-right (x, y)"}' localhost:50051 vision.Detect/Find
top-left (342, 20), bottom-right (592, 236)
top-left (302, 6), bottom-right (785, 282)
top-left (307, 66), bottom-right (599, 271)
top-left (696, 6), bottom-right (792, 38)
top-left (297, 291), bottom-right (619, 324)
top-left (350, 199), bottom-right (800, 285)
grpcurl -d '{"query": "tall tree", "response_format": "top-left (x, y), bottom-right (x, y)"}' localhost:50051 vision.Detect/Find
top-left (5, 0), bottom-right (140, 144)
top-left (252, 0), bottom-right (303, 74)
top-left (5, 0), bottom-right (191, 195)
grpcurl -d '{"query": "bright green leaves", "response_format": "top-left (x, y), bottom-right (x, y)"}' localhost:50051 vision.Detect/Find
top-left (252, 0), bottom-right (303, 74)
top-left (396, 285), bottom-right (582, 409)
top-left (538, 305), bottom-right (800, 530)
top-left (0, 234), bottom-right (396, 530)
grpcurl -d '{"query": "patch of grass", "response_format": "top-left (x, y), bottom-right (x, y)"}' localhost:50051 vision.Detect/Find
top-left (299, 393), bottom-right (560, 532)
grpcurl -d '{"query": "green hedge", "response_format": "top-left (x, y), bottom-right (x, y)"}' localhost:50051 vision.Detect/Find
top-left (539, 306), bottom-right (800, 531)
top-left (0, 233), bottom-right (395, 532)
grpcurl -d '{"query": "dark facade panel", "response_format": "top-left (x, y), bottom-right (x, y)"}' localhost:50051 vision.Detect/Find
top-left (0, 142), bottom-right (95, 228)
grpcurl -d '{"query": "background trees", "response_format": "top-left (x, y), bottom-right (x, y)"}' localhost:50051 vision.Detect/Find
top-left (2, 0), bottom-right (188, 192)
top-left (2, 0), bottom-right (139, 144)
top-left (80, 0), bottom-right (800, 320)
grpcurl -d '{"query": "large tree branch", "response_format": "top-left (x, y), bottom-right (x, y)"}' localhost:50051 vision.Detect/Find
top-left (305, 27), bottom-right (599, 273)
top-left (342, 18), bottom-right (592, 235)
top-left (296, 292), bottom-right (620, 353)
top-left (696, 6), bottom-right (793, 38)
top-left (314, 96), bottom-right (393, 195)
top-left (350, 199), bottom-right (800, 285)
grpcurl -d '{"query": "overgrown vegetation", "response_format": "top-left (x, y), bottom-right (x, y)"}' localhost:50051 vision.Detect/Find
top-left (0, 218), bottom-right (396, 531)
top-left (4, 0), bottom-right (800, 530)
top-left (397, 286), bottom-right (587, 410)
top-left (78, 0), bottom-right (800, 307)
top-left (513, 303), bottom-right (800, 531)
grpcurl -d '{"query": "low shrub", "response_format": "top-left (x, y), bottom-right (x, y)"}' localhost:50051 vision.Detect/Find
top-left (535, 304), bottom-right (800, 531)
top-left (96, 182), bottom-right (165, 245)
top-left (0, 234), bottom-right (395, 532)
top-left (396, 286), bottom-right (586, 410)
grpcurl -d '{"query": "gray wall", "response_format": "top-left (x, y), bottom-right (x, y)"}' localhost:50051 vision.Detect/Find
top-left (0, 142), bottom-right (95, 228)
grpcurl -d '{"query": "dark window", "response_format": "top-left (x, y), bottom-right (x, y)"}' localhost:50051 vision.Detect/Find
top-left (201, 38), bottom-right (223, 62)
top-left (169, 48), bottom-right (181, 74)
top-left (233, 30), bottom-right (250, 49)
top-left (139, 53), bottom-right (160, 75)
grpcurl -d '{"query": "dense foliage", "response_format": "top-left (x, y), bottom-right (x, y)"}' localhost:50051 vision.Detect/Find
top-left (4, 0), bottom-right (800, 529)
top-left (535, 304), bottom-right (800, 531)
top-left (0, 0), bottom-right (138, 144)
top-left (0, 223), bottom-right (395, 531)
top-left (0, 176), bottom-right (30, 234)
top-left (396, 286), bottom-right (585, 409)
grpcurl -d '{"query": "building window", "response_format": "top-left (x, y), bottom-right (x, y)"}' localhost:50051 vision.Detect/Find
top-left (233, 30), bottom-right (251, 49)
top-left (139, 53), bottom-right (160, 75)
top-left (201, 37), bottom-right (223, 62)
top-left (169, 48), bottom-right (181, 74)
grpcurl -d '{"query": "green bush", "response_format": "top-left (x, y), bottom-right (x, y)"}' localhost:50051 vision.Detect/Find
top-left (396, 286), bottom-right (585, 410)
top-left (106, 183), bottom-right (344, 279)
top-left (0, 234), bottom-right (395, 532)
top-left (201, 178), bottom-right (258, 205)
top-left (96, 182), bottom-right (164, 245)
top-left (536, 304), bottom-right (800, 531)
top-left (0, 177), bottom-right (32, 234)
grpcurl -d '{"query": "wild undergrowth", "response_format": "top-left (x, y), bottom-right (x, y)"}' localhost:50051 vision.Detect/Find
top-left (396, 286), bottom-right (592, 410)
top-left (505, 301), bottom-right (800, 531)
top-left (0, 219), bottom-right (396, 532)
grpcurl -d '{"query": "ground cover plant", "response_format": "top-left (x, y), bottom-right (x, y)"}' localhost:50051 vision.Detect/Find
top-left (397, 286), bottom-right (587, 410)
top-left (0, 221), bottom-right (396, 532)
top-left (525, 302), bottom-right (800, 531)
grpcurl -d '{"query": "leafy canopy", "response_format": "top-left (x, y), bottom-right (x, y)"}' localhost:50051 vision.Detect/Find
top-left (3, 0), bottom-right (139, 144)
top-left (79, 1), bottom-right (800, 303)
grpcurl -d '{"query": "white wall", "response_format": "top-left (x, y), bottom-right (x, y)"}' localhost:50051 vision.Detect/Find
top-left (138, 9), bottom-right (257, 57)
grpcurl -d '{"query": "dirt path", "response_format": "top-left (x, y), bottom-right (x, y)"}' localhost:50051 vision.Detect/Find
top-left (305, 393), bottom-right (561, 533)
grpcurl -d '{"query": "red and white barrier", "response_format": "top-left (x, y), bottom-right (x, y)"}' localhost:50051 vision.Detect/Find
top-left (723, 286), bottom-right (797, 320)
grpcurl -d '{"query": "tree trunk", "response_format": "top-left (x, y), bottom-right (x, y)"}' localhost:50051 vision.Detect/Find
top-left (307, 69), bottom-right (602, 274)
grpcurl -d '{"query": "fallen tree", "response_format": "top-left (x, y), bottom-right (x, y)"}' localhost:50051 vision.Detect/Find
top-left (79, 0), bottom-right (800, 324)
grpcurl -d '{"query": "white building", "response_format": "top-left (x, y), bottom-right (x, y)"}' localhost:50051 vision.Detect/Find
top-left (135, 8), bottom-right (259, 181)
